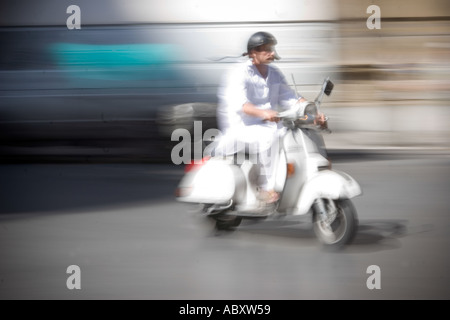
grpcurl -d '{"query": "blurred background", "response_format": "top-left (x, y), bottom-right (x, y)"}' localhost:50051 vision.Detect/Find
top-left (0, 0), bottom-right (449, 163)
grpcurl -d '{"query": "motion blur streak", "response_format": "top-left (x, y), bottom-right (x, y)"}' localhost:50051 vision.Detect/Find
top-left (0, 0), bottom-right (449, 163)
top-left (51, 43), bottom-right (179, 85)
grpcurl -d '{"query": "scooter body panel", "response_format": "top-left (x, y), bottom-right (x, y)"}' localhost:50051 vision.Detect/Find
top-left (277, 128), bottom-right (329, 211)
top-left (292, 169), bottom-right (362, 216)
top-left (177, 158), bottom-right (238, 204)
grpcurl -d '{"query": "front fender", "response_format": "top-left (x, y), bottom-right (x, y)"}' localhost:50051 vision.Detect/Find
top-left (293, 170), bottom-right (362, 215)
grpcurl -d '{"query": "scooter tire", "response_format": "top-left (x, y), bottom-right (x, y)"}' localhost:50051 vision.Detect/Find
top-left (313, 199), bottom-right (358, 249)
top-left (213, 215), bottom-right (243, 231)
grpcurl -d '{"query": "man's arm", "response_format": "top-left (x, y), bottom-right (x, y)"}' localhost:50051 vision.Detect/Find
top-left (242, 102), bottom-right (279, 122)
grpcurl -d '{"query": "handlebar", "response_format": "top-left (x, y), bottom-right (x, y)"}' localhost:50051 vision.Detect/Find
top-left (277, 75), bottom-right (334, 133)
top-left (277, 110), bottom-right (330, 132)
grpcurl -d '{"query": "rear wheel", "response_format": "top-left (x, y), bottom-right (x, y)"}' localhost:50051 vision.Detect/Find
top-left (313, 199), bottom-right (358, 249)
top-left (201, 203), bottom-right (242, 231)
top-left (211, 214), bottom-right (242, 230)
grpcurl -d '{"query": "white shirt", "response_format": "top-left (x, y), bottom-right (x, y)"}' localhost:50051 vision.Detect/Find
top-left (216, 60), bottom-right (302, 154)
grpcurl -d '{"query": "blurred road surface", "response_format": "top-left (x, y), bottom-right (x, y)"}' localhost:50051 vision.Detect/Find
top-left (0, 153), bottom-right (449, 299)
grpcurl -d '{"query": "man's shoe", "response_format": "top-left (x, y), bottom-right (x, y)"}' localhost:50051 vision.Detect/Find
top-left (257, 189), bottom-right (280, 204)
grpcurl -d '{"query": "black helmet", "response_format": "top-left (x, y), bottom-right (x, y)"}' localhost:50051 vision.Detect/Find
top-left (246, 31), bottom-right (281, 60)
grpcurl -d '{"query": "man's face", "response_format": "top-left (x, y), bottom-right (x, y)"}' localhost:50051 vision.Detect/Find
top-left (251, 44), bottom-right (277, 64)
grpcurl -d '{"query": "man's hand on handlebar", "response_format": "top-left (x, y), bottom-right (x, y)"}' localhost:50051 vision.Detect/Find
top-left (315, 113), bottom-right (330, 131)
top-left (295, 112), bottom-right (328, 129)
top-left (314, 113), bottom-right (326, 126)
top-left (261, 109), bottom-right (280, 123)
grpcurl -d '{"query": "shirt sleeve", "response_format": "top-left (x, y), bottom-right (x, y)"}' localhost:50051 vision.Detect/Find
top-left (216, 64), bottom-right (249, 131)
top-left (217, 66), bottom-right (248, 115)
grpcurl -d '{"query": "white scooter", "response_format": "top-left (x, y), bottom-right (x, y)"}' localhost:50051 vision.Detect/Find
top-left (175, 78), bottom-right (362, 248)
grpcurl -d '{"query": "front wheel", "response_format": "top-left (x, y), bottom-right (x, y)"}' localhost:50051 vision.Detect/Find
top-left (313, 199), bottom-right (358, 249)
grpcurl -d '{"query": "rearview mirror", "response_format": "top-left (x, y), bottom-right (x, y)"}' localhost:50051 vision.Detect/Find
top-left (324, 80), bottom-right (334, 96)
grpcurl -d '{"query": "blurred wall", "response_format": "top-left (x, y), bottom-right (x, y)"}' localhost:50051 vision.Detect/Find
top-left (323, 0), bottom-right (450, 150)
top-left (0, 0), bottom-right (449, 160)
top-left (0, 1), bottom-right (340, 161)
top-left (0, 0), bottom-right (338, 25)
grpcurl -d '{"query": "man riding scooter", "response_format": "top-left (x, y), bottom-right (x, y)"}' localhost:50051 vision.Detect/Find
top-left (176, 33), bottom-right (361, 247)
